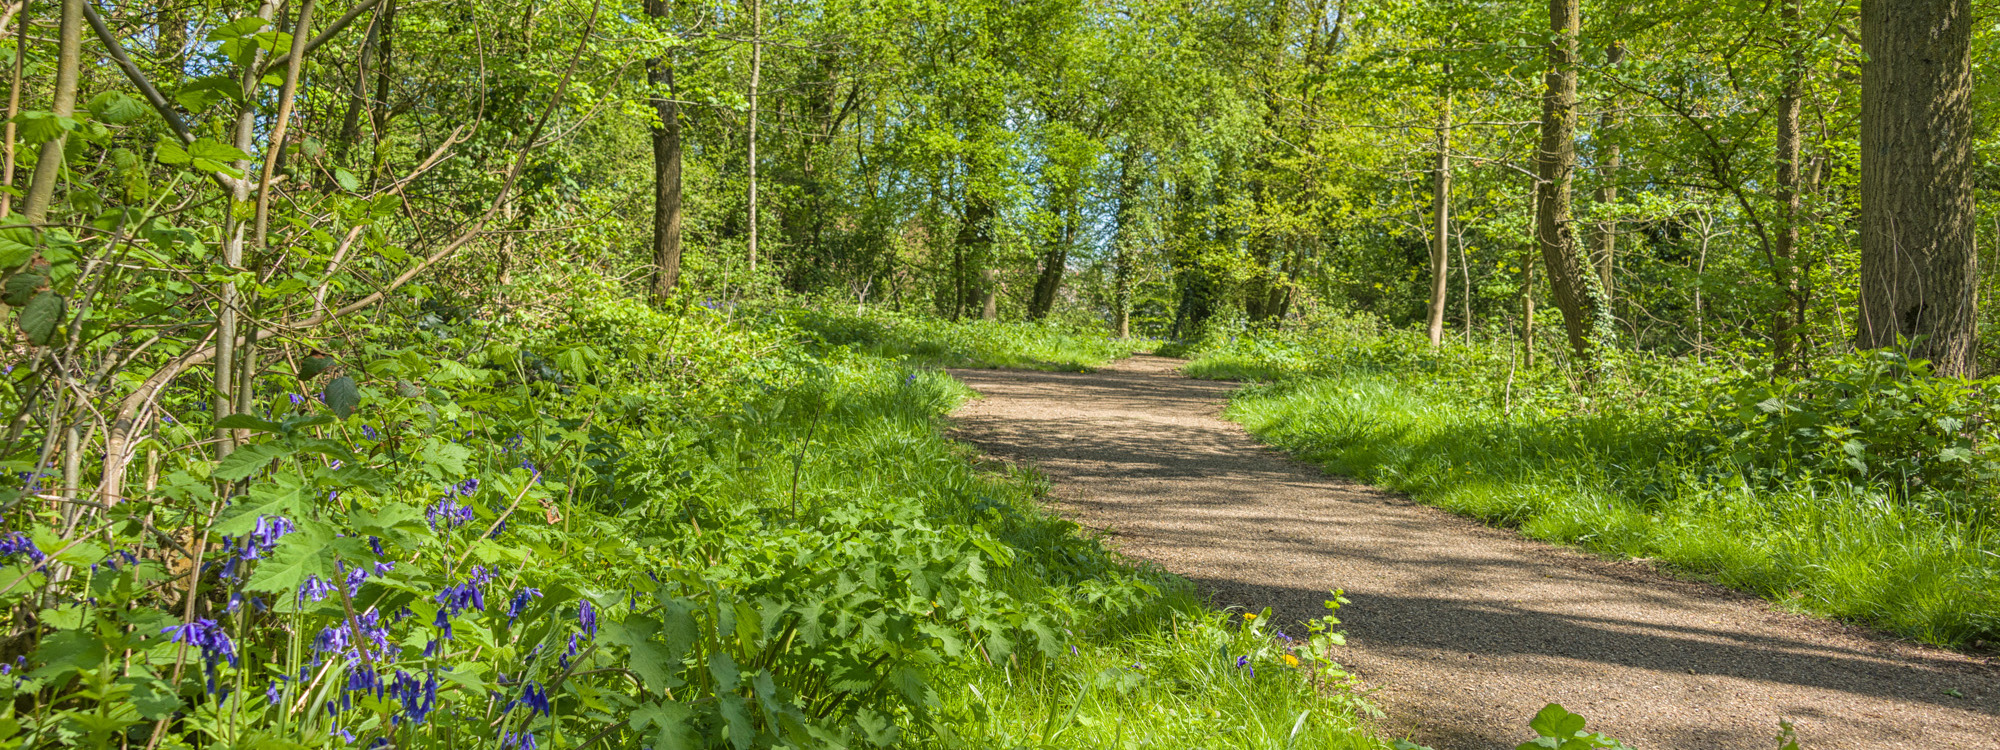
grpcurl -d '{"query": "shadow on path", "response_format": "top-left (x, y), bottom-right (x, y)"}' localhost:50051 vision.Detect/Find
top-left (949, 356), bottom-right (1999, 750)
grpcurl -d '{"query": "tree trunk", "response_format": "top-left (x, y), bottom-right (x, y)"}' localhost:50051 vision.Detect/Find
top-left (1772, 0), bottom-right (1806, 374)
top-left (1859, 0), bottom-right (1976, 375)
top-left (952, 189), bottom-right (994, 320)
top-left (1028, 209), bottom-right (1074, 320)
top-left (647, 0), bottom-right (684, 304)
top-left (1591, 41), bottom-right (1623, 305)
top-left (1112, 144), bottom-right (1141, 338)
top-left (1533, 0), bottom-right (1606, 368)
top-left (21, 0), bottom-right (80, 224)
top-left (745, 0), bottom-right (762, 274)
top-left (1523, 175), bottom-right (1539, 368)
top-left (1426, 90), bottom-right (1451, 346)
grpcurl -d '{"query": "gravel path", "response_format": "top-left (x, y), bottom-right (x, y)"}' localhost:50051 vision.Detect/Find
top-left (947, 355), bottom-right (2000, 750)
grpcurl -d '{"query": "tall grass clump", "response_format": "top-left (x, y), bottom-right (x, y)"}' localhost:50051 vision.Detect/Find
top-left (1177, 315), bottom-right (2000, 649)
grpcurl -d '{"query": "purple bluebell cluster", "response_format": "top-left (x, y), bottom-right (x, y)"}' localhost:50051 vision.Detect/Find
top-left (455, 478), bottom-right (480, 497)
top-left (578, 599), bottom-right (597, 637)
top-left (427, 498), bottom-right (477, 530)
top-left (390, 670), bottom-right (440, 724)
top-left (507, 588), bottom-right (542, 623)
top-left (0, 532), bottom-right (44, 564)
top-left (164, 618), bottom-right (239, 691)
top-left (514, 682), bottom-right (552, 717)
top-left (501, 731), bottom-right (538, 750)
top-left (290, 393), bottom-right (306, 406)
top-left (215, 516), bottom-right (295, 579)
top-left (1235, 654), bottom-right (1255, 677)
top-left (361, 424), bottom-right (379, 440)
top-left (299, 574), bottom-right (337, 602)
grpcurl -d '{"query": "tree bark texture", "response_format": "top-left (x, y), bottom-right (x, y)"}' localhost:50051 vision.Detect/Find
top-left (1858, 0), bottom-right (1975, 375)
top-left (647, 0), bottom-right (684, 304)
top-left (1112, 144), bottom-right (1141, 338)
top-left (1533, 0), bottom-right (1607, 367)
top-left (1426, 91), bottom-right (1451, 346)
top-left (745, 0), bottom-right (762, 274)
top-left (22, 0), bottom-right (80, 223)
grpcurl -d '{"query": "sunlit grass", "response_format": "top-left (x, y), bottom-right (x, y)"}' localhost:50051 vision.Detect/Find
top-left (1213, 367), bottom-right (2000, 649)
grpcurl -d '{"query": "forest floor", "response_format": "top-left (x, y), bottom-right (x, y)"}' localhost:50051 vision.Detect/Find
top-left (947, 355), bottom-right (2000, 750)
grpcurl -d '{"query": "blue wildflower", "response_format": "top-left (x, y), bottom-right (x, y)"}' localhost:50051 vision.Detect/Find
top-left (299, 574), bottom-right (337, 602)
top-left (369, 536), bottom-right (385, 557)
top-left (516, 682), bottom-right (551, 717)
top-left (456, 478), bottom-right (479, 497)
top-left (426, 498), bottom-right (477, 530)
top-left (361, 424), bottom-right (379, 440)
top-left (0, 532), bottom-right (45, 564)
top-left (507, 588), bottom-right (543, 623)
top-left (579, 599), bottom-right (596, 637)
top-left (162, 619), bottom-right (238, 667)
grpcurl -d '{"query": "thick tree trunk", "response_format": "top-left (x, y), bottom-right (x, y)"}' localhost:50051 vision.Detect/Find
top-left (1426, 91), bottom-right (1451, 346)
top-left (952, 190), bottom-right (994, 320)
top-left (646, 0), bottom-right (684, 304)
top-left (1772, 0), bottom-right (1806, 373)
top-left (1533, 0), bottom-right (1606, 368)
top-left (1028, 210), bottom-right (1074, 320)
top-left (1859, 0), bottom-right (1976, 375)
top-left (1591, 41), bottom-right (1623, 304)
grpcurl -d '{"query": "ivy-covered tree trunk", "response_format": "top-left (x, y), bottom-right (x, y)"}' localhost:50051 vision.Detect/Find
top-left (1532, 0), bottom-right (1606, 368)
top-left (1858, 0), bottom-right (1976, 375)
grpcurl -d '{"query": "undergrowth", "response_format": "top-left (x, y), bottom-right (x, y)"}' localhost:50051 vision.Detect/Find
top-left (0, 285), bottom-right (1384, 749)
top-left (786, 305), bottom-right (1148, 372)
top-left (1178, 316), bottom-right (2000, 650)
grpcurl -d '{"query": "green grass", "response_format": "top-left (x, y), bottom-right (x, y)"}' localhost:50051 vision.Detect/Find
top-left (1182, 325), bottom-right (2000, 650)
top-left (786, 306), bottom-right (1149, 371)
top-left (631, 320), bottom-right (1395, 747)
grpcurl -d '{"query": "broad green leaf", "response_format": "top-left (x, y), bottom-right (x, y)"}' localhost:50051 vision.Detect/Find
top-left (86, 92), bottom-right (149, 124)
top-left (212, 480), bottom-right (304, 535)
top-left (333, 168), bottom-right (360, 192)
top-left (325, 376), bottom-right (361, 418)
top-left (213, 441), bottom-right (293, 482)
top-left (16, 291), bottom-right (62, 345)
top-left (3, 271), bottom-right (43, 306)
top-left (243, 520), bottom-right (336, 594)
top-left (630, 701), bottom-right (695, 750)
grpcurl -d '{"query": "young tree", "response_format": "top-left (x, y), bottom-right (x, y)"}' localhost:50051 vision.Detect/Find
top-left (647, 0), bottom-right (685, 304)
top-left (1533, 0), bottom-right (1608, 367)
top-left (1858, 0), bottom-right (1977, 375)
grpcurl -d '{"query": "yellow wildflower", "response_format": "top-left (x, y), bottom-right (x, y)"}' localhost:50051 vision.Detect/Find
top-left (1281, 654), bottom-right (1300, 668)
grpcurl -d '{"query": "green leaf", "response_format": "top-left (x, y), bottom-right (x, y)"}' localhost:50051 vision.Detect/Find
top-left (1527, 704), bottom-right (1587, 740)
top-left (297, 355), bottom-right (334, 380)
top-left (12, 112), bottom-right (77, 146)
top-left (630, 701), bottom-right (695, 750)
top-left (244, 520), bottom-right (336, 594)
top-left (16, 291), bottom-right (62, 345)
top-left (154, 137), bottom-right (191, 165)
top-left (120, 676), bottom-right (182, 719)
top-left (3, 271), bottom-right (44, 306)
top-left (334, 168), bottom-right (360, 193)
top-left (86, 92), bottom-right (149, 125)
top-left (707, 650), bottom-right (740, 693)
top-left (604, 616), bottom-right (681, 693)
top-left (0, 226), bottom-right (35, 269)
top-left (212, 480), bottom-right (305, 535)
top-left (325, 376), bottom-right (361, 419)
top-left (213, 441), bottom-right (293, 482)
top-left (189, 139), bottom-right (251, 164)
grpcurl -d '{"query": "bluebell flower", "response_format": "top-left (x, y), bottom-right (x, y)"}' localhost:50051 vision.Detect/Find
top-left (373, 561), bottom-right (395, 576)
top-left (578, 599), bottom-right (596, 637)
top-left (290, 393), bottom-right (305, 406)
top-left (515, 682), bottom-right (551, 717)
top-left (361, 425), bottom-right (379, 440)
top-left (1235, 655), bottom-right (1254, 678)
top-left (456, 478), bottom-right (480, 497)
top-left (369, 536), bottom-right (385, 557)
top-left (299, 574), bottom-right (337, 602)
top-left (162, 619), bottom-right (238, 667)
top-left (266, 681), bottom-right (282, 706)
top-left (0, 532), bottom-right (46, 564)
top-left (390, 670), bottom-right (439, 725)
top-left (507, 588), bottom-right (542, 623)
top-left (426, 498), bottom-right (477, 530)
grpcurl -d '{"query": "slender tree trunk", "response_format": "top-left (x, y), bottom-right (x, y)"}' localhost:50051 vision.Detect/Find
top-left (1859, 0), bottom-right (1976, 375)
top-left (1533, 0), bottom-right (1606, 369)
top-left (1773, 0), bottom-right (1806, 374)
top-left (1426, 89), bottom-right (1452, 346)
top-left (1, 0), bottom-right (27, 218)
top-left (745, 0), bottom-right (762, 274)
top-left (1523, 177), bottom-right (1539, 368)
top-left (1591, 41), bottom-right (1623, 304)
top-left (1113, 145), bottom-right (1141, 338)
top-left (647, 0), bottom-right (684, 304)
top-left (22, 0), bottom-right (80, 224)
top-left (366, 0), bottom-right (397, 184)
top-left (336, 7), bottom-right (382, 160)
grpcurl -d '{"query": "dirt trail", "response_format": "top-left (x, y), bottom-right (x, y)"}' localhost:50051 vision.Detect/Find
top-left (948, 355), bottom-right (1999, 750)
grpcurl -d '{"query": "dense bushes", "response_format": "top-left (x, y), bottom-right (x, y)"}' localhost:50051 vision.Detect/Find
top-left (1177, 316), bottom-right (2000, 649)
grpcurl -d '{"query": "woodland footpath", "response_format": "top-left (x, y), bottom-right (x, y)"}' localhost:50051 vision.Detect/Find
top-left (3, 0), bottom-right (1998, 748)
